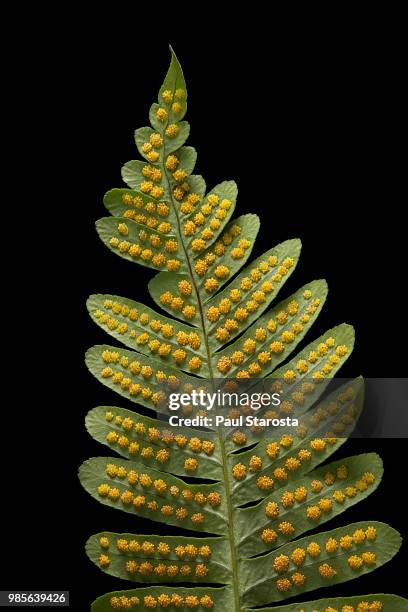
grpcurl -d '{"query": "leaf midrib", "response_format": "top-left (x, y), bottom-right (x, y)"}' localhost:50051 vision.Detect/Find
top-left (160, 133), bottom-right (242, 612)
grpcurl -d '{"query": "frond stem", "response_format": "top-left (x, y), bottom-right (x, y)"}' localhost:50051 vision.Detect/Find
top-left (161, 148), bottom-right (241, 612)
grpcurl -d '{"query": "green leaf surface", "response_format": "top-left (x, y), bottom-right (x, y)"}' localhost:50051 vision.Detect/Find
top-left (172, 146), bottom-right (197, 176)
top-left (96, 216), bottom-right (186, 274)
top-left (148, 272), bottom-right (201, 326)
top-left (103, 187), bottom-right (178, 226)
top-left (121, 152), bottom-right (197, 199)
top-left (135, 126), bottom-right (165, 162)
top-left (160, 49), bottom-right (187, 104)
top-left (91, 586), bottom-right (233, 612)
top-left (85, 405), bottom-right (223, 480)
top-left (213, 279), bottom-right (328, 376)
top-left (226, 332), bottom-right (356, 452)
top-left (120, 159), bottom-right (160, 196)
top-left (245, 593), bottom-right (408, 612)
top-left (206, 239), bottom-right (302, 331)
top-left (185, 174), bottom-right (207, 199)
top-left (228, 377), bottom-right (365, 500)
top-left (134, 123), bottom-right (191, 159)
top-left (85, 344), bottom-right (199, 414)
top-left (268, 323), bottom-right (356, 417)
top-left (195, 214), bottom-right (260, 295)
top-left (83, 49), bottom-right (405, 612)
top-left (87, 294), bottom-right (209, 376)
top-left (86, 531), bottom-right (231, 584)
top-left (240, 521), bottom-right (402, 606)
top-left (79, 457), bottom-right (227, 534)
top-left (183, 180), bottom-right (238, 254)
top-left (237, 453), bottom-right (383, 556)
top-left (220, 323), bottom-right (354, 452)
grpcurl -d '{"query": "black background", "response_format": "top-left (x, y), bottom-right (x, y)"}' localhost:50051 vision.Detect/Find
top-left (3, 29), bottom-right (407, 610)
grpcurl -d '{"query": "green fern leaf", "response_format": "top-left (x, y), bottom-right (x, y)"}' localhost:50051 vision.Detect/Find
top-left (244, 593), bottom-right (408, 611)
top-left (87, 295), bottom-right (209, 376)
top-left (78, 456), bottom-right (227, 533)
top-left (82, 48), bottom-right (404, 611)
top-left (205, 239), bottom-right (302, 342)
top-left (240, 521), bottom-right (401, 606)
top-left (213, 279), bottom-right (328, 376)
top-left (228, 377), bottom-right (365, 498)
top-left (236, 453), bottom-right (383, 556)
top-left (86, 532), bottom-right (231, 584)
top-left (91, 586), bottom-right (233, 611)
top-left (85, 405), bottom-right (222, 480)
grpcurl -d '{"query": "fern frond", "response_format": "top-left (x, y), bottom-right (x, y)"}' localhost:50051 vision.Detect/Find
top-left (240, 521), bottom-right (401, 606)
top-left (85, 344), bottom-right (197, 411)
top-left (148, 214), bottom-right (261, 323)
top-left (79, 456), bottom-right (226, 533)
top-left (86, 532), bottom-right (231, 584)
top-left (236, 453), bottom-right (383, 556)
top-left (82, 48), bottom-right (403, 611)
top-left (228, 377), bottom-right (365, 497)
top-left (85, 405), bottom-right (222, 479)
top-left (87, 295), bottom-right (209, 376)
top-left (213, 279), bottom-right (328, 376)
top-left (244, 594), bottom-right (408, 611)
top-left (91, 586), bottom-right (233, 611)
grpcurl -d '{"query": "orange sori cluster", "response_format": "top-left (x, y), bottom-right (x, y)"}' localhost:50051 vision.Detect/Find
top-left (97, 348), bottom-right (209, 408)
top-left (104, 409), bottom-right (215, 460)
top-left (100, 535), bottom-right (212, 559)
top-left (94, 303), bottom-right (204, 371)
top-left (278, 332), bottom-right (350, 387)
top-left (230, 404), bottom-right (307, 445)
top-left (232, 433), bottom-right (338, 486)
top-left (230, 384), bottom-right (358, 448)
top-left (305, 385), bottom-right (357, 427)
top-left (183, 191), bottom-right (234, 254)
top-left (207, 250), bottom-right (298, 341)
top-left (174, 185), bottom-right (202, 215)
top-left (158, 277), bottom-right (198, 322)
top-left (97, 462), bottom-right (221, 523)
top-left (215, 288), bottom-right (318, 376)
top-left (138, 116), bottom-right (187, 198)
top-left (260, 466), bottom-right (377, 545)
top-left (304, 469), bottom-right (377, 523)
top-left (98, 350), bottom-right (168, 407)
top-left (138, 151), bottom-right (167, 198)
top-left (120, 192), bottom-right (172, 230)
top-left (139, 92), bottom-right (198, 212)
top-left (194, 223), bottom-right (250, 280)
top-left (172, 181), bottom-right (202, 209)
top-left (99, 536), bottom-right (214, 579)
top-left (149, 89), bottom-right (201, 212)
top-left (108, 221), bottom-right (182, 272)
top-left (123, 558), bottom-right (209, 579)
top-left (307, 396), bottom-right (359, 439)
top-left (303, 599), bottom-right (384, 611)
top-left (272, 525), bottom-right (377, 593)
top-left (109, 591), bottom-right (214, 608)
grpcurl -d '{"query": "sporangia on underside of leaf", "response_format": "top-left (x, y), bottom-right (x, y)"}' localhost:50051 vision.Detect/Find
top-left (80, 49), bottom-right (406, 611)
